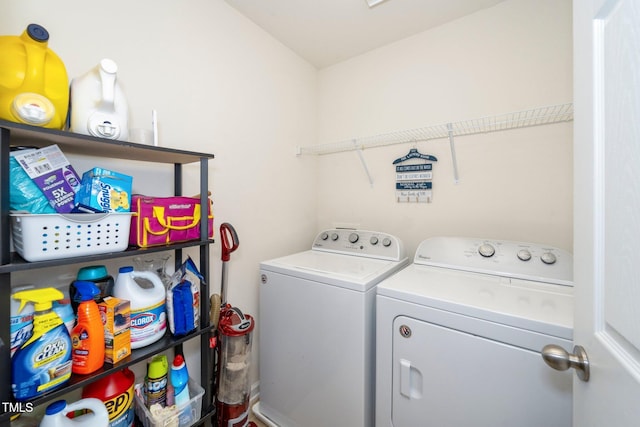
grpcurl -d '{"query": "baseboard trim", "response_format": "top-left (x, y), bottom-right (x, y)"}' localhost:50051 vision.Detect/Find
top-left (250, 380), bottom-right (260, 404)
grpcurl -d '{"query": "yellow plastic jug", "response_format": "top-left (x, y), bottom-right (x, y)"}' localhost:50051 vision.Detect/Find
top-left (0, 24), bottom-right (69, 129)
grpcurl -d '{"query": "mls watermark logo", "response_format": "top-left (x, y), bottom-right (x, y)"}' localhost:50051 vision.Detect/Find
top-left (2, 401), bottom-right (34, 413)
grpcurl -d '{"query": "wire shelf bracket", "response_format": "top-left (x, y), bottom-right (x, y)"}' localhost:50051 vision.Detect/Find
top-left (297, 103), bottom-right (574, 183)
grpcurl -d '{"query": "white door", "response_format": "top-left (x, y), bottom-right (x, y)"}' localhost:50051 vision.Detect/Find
top-left (572, 0), bottom-right (640, 425)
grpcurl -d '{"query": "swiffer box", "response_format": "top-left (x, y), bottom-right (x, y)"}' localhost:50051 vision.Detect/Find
top-left (12, 144), bottom-right (81, 213)
top-left (99, 296), bottom-right (131, 364)
top-left (74, 167), bottom-right (133, 213)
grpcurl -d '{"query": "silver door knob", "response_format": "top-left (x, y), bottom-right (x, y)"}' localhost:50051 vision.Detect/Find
top-left (541, 344), bottom-right (590, 382)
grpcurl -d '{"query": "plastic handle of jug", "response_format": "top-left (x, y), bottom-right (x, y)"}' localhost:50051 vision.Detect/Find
top-left (98, 58), bottom-right (118, 112)
top-left (21, 40), bottom-right (47, 92)
top-left (131, 270), bottom-right (164, 290)
top-left (64, 398), bottom-right (109, 421)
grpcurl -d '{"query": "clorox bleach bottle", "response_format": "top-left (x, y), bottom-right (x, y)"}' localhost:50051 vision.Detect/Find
top-left (40, 398), bottom-right (109, 427)
top-left (69, 58), bottom-right (129, 140)
top-left (0, 24), bottom-right (69, 129)
top-left (113, 266), bottom-right (166, 349)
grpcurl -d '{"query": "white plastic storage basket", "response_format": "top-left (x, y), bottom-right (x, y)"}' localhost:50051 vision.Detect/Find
top-left (134, 379), bottom-right (205, 427)
top-left (10, 212), bottom-right (132, 262)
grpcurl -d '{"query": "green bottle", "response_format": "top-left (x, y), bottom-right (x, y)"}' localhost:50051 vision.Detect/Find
top-left (145, 355), bottom-right (168, 407)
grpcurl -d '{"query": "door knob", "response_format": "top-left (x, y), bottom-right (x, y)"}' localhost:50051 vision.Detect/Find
top-left (541, 344), bottom-right (590, 382)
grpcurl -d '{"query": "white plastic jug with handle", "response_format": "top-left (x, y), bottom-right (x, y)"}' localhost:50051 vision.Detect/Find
top-left (69, 58), bottom-right (129, 141)
top-left (113, 266), bottom-right (167, 349)
top-left (40, 398), bottom-right (109, 427)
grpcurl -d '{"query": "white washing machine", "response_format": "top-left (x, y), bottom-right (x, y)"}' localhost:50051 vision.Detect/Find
top-left (376, 237), bottom-right (574, 427)
top-left (252, 229), bottom-right (409, 427)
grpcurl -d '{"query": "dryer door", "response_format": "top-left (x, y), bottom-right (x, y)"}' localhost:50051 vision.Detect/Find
top-left (391, 315), bottom-right (572, 427)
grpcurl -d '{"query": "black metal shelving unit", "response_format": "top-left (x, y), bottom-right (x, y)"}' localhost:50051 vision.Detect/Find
top-left (0, 120), bottom-right (216, 427)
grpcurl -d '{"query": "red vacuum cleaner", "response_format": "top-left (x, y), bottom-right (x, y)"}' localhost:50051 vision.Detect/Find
top-left (211, 223), bottom-right (257, 427)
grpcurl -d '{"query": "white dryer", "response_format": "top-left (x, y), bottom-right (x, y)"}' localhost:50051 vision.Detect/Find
top-left (253, 229), bottom-right (409, 427)
top-left (376, 237), bottom-right (573, 427)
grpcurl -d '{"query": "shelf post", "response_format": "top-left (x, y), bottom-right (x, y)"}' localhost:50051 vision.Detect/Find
top-left (198, 157), bottom-right (213, 419)
top-left (0, 128), bottom-right (11, 417)
top-left (353, 140), bottom-right (374, 187)
top-left (172, 163), bottom-right (186, 361)
top-left (0, 127), bottom-right (10, 265)
top-left (447, 123), bottom-right (460, 184)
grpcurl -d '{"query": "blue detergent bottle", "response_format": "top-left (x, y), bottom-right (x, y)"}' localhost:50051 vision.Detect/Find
top-left (171, 354), bottom-right (192, 426)
top-left (171, 354), bottom-right (190, 406)
top-left (11, 287), bottom-right (72, 400)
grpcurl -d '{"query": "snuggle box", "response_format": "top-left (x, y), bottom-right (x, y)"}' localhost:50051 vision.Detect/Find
top-left (129, 195), bottom-right (214, 248)
top-left (74, 167), bottom-right (133, 213)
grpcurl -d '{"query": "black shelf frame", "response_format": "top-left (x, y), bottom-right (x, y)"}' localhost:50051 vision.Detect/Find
top-left (0, 122), bottom-right (216, 427)
top-left (0, 239), bottom-right (215, 273)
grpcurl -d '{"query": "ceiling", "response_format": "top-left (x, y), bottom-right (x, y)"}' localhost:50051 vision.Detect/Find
top-left (224, 0), bottom-right (507, 69)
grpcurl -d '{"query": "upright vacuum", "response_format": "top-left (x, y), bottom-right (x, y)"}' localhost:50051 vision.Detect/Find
top-left (211, 223), bottom-right (257, 427)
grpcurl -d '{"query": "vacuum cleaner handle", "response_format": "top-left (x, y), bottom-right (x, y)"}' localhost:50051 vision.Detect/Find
top-left (220, 222), bottom-right (239, 262)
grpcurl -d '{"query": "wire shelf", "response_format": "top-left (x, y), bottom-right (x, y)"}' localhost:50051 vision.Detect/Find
top-left (298, 103), bottom-right (573, 156)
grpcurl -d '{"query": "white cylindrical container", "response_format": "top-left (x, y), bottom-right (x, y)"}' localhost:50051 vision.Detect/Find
top-left (113, 266), bottom-right (166, 349)
top-left (69, 58), bottom-right (129, 141)
top-left (39, 398), bottom-right (109, 427)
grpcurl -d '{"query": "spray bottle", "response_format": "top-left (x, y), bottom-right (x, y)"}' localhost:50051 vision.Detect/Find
top-left (11, 288), bottom-right (72, 401)
top-left (71, 281), bottom-right (105, 375)
top-left (10, 285), bottom-right (35, 357)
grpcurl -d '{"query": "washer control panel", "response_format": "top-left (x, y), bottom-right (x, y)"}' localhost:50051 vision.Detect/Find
top-left (312, 229), bottom-right (405, 261)
top-left (414, 236), bottom-right (572, 286)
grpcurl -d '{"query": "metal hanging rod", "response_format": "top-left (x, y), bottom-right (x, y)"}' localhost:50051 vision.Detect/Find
top-left (297, 102), bottom-right (573, 156)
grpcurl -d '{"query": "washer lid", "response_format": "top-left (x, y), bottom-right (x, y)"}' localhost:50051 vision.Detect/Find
top-left (261, 250), bottom-right (409, 292)
top-left (377, 264), bottom-right (573, 339)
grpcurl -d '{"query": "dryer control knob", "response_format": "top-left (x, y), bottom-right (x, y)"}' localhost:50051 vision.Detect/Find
top-left (320, 232), bottom-right (329, 240)
top-left (541, 252), bottom-right (557, 265)
top-left (370, 236), bottom-right (379, 245)
top-left (349, 233), bottom-right (359, 244)
top-left (517, 249), bottom-right (532, 261)
top-left (478, 243), bottom-right (496, 257)
top-left (331, 233), bottom-right (339, 241)
top-left (382, 238), bottom-right (392, 247)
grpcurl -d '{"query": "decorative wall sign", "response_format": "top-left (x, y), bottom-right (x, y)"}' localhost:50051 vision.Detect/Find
top-left (392, 148), bottom-right (437, 203)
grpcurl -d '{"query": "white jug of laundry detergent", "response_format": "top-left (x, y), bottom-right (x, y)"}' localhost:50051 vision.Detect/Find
top-left (40, 398), bottom-right (109, 427)
top-left (113, 266), bottom-right (166, 349)
top-left (69, 58), bottom-right (129, 140)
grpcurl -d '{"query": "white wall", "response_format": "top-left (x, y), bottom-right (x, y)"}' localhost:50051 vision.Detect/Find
top-left (316, 0), bottom-right (573, 255)
top-left (2, 0), bottom-right (318, 388)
